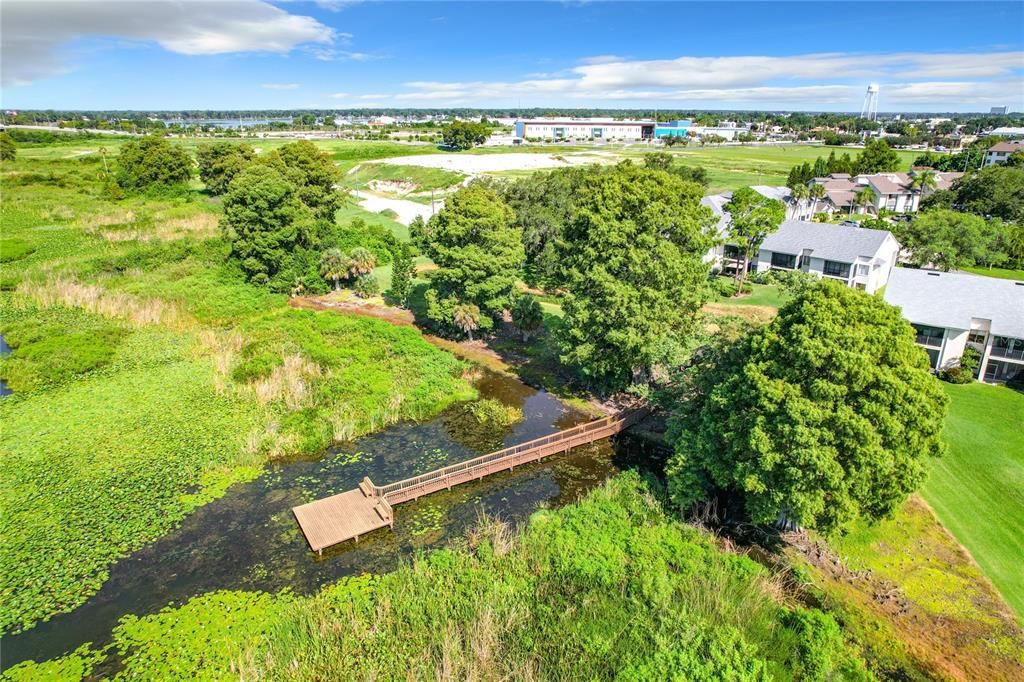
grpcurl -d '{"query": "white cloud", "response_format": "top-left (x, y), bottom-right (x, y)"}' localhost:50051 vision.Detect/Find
top-left (311, 48), bottom-right (381, 62)
top-left (390, 51), bottom-right (1024, 109)
top-left (262, 83), bottom-right (301, 91)
top-left (327, 92), bottom-right (351, 99)
top-left (1, 0), bottom-right (335, 86)
top-left (578, 55), bottom-right (627, 65)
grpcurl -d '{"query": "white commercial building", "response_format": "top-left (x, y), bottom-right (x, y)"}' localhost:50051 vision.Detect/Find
top-left (753, 220), bottom-right (900, 294)
top-left (883, 269), bottom-right (1024, 383)
top-left (514, 118), bottom-right (654, 141)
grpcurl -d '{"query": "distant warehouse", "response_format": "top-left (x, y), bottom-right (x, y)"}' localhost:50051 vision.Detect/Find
top-left (514, 118), bottom-right (656, 141)
top-left (514, 117), bottom-right (749, 142)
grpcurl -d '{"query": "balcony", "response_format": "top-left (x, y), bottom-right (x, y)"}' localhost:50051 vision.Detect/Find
top-left (990, 345), bottom-right (1024, 361)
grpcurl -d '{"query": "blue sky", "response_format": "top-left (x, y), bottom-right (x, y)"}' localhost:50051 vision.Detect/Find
top-left (2, 1), bottom-right (1023, 112)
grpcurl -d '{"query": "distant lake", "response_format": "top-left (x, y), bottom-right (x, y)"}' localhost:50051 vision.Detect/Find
top-left (162, 118), bottom-right (293, 129)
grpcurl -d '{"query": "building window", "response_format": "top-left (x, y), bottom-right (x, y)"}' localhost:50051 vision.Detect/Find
top-left (770, 252), bottom-right (796, 270)
top-left (925, 347), bottom-right (940, 370)
top-left (723, 244), bottom-right (743, 260)
top-left (554, 127), bottom-right (566, 139)
top-left (990, 335), bottom-right (1024, 361)
top-left (912, 324), bottom-right (945, 348)
top-left (968, 331), bottom-right (987, 345)
top-left (984, 358), bottom-right (1024, 383)
top-left (856, 264), bottom-right (869, 277)
top-left (592, 128), bottom-right (603, 139)
top-left (823, 260), bottom-right (851, 278)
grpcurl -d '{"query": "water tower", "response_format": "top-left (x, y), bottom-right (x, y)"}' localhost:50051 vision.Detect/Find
top-left (860, 84), bottom-right (880, 121)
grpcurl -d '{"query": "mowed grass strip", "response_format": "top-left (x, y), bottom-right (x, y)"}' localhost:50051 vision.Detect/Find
top-left (921, 383), bottom-right (1024, 620)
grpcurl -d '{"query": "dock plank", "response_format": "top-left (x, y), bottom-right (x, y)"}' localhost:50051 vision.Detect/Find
top-left (293, 489), bottom-right (391, 553)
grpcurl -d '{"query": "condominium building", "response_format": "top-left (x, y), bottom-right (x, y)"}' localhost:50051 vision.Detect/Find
top-left (983, 140), bottom-right (1024, 167)
top-left (883, 268), bottom-right (1024, 384)
top-left (812, 171), bottom-right (963, 214)
top-left (753, 220), bottom-right (900, 294)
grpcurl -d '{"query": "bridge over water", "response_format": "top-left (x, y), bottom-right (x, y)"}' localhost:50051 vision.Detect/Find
top-left (293, 407), bottom-right (650, 553)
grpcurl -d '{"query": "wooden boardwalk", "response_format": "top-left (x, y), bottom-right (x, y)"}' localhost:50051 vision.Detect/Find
top-left (293, 406), bottom-right (649, 553)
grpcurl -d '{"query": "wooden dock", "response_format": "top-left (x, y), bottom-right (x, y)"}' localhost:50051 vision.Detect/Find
top-left (293, 406), bottom-right (649, 554)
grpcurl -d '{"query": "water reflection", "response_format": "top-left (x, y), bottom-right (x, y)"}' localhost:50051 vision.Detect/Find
top-left (3, 371), bottom-right (629, 669)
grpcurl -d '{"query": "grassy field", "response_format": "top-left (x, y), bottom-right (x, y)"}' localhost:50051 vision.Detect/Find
top-left (962, 265), bottom-right (1024, 281)
top-left (344, 162), bottom-right (465, 193)
top-left (809, 495), bottom-right (1024, 679)
top-left (650, 144), bottom-right (922, 193)
top-left (0, 148), bottom-right (473, 634)
top-left (920, 383), bottom-right (1024, 620)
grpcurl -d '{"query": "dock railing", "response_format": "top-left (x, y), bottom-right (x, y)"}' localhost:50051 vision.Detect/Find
top-left (373, 406), bottom-right (649, 501)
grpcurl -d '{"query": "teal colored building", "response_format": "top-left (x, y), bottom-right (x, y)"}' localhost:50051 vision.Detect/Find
top-left (654, 120), bottom-right (692, 138)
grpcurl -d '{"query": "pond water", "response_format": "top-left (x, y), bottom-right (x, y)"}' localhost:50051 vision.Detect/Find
top-left (0, 334), bottom-right (11, 397)
top-left (3, 371), bottom-right (643, 670)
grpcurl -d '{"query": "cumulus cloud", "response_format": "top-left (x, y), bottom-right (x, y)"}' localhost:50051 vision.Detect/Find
top-left (391, 50), bottom-right (1024, 109)
top-left (262, 83), bottom-right (301, 91)
top-left (1, 0), bottom-right (334, 86)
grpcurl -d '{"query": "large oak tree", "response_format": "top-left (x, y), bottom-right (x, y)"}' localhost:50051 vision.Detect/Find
top-left (554, 163), bottom-right (717, 390)
top-left (665, 281), bottom-right (948, 533)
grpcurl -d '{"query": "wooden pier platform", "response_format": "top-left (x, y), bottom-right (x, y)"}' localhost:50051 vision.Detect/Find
top-left (293, 407), bottom-right (649, 553)
top-left (292, 480), bottom-right (393, 554)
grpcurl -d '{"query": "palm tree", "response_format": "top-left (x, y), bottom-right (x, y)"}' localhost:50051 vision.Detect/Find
top-left (911, 170), bottom-right (937, 209)
top-left (808, 183), bottom-right (827, 219)
top-left (790, 183), bottom-right (809, 220)
top-left (319, 248), bottom-right (347, 291)
top-left (854, 186), bottom-right (877, 215)
top-left (346, 247), bottom-right (376, 279)
top-left (452, 303), bottom-right (481, 341)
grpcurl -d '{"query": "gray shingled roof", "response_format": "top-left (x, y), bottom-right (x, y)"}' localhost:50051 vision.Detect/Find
top-left (759, 220), bottom-right (895, 263)
top-left (884, 268), bottom-right (1024, 338)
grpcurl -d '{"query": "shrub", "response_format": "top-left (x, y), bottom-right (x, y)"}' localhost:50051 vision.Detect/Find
top-left (115, 136), bottom-right (192, 190)
top-left (352, 273), bottom-right (380, 298)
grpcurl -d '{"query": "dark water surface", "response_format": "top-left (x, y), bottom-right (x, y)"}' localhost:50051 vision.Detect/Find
top-left (0, 334), bottom-right (11, 397)
top-left (3, 371), bottom-right (637, 669)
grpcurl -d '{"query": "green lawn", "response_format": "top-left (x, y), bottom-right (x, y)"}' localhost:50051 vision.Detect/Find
top-left (713, 281), bottom-right (789, 308)
top-left (343, 162), bottom-right (465, 193)
top-left (657, 144), bottom-right (923, 193)
top-left (335, 202), bottom-right (410, 241)
top-left (962, 265), bottom-right (1024, 281)
top-left (921, 382), bottom-right (1024, 620)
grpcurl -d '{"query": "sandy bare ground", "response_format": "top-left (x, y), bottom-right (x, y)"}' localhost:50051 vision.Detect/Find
top-left (350, 190), bottom-right (441, 225)
top-left (377, 152), bottom-right (615, 174)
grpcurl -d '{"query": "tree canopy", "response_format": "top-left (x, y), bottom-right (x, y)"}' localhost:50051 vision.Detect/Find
top-left (853, 139), bottom-right (901, 174)
top-left (222, 164), bottom-right (314, 286)
top-left (555, 163), bottom-right (716, 390)
top-left (723, 188), bottom-right (786, 289)
top-left (196, 142), bottom-right (255, 195)
top-left (442, 120), bottom-right (490, 150)
top-left (951, 165), bottom-right (1024, 224)
top-left (259, 140), bottom-right (344, 226)
top-left (417, 183), bottom-right (524, 332)
top-left (115, 136), bottom-right (192, 190)
top-left (665, 281), bottom-right (948, 534)
top-left (896, 209), bottom-right (1006, 271)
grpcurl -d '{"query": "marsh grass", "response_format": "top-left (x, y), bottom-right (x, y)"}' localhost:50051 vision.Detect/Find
top-left (7, 475), bottom-right (869, 681)
top-left (0, 146), bottom-right (475, 634)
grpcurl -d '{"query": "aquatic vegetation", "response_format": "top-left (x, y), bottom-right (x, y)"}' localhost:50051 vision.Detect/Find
top-left (0, 152), bottom-right (474, 635)
top-left (6, 474), bottom-right (870, 680)
top-left (467, 397), bottom-right (524, 427)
